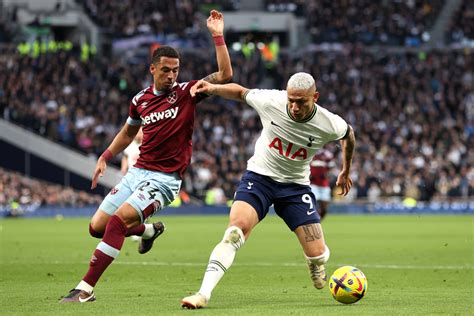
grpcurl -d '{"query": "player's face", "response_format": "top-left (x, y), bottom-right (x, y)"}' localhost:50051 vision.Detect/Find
top-left (287, 87), bottom-right (319, 121)
top-left (150, 56), bottom-right (180, 91)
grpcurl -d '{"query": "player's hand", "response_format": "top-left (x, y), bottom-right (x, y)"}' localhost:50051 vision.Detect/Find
top-left (207, 10), bottom-right (224, 36)
top-left (190, 80), bottom-right (215, 97)
top-left (336, 171), bottom-right (353, 196)
top-left (91, 157), bottom-right (107, 189)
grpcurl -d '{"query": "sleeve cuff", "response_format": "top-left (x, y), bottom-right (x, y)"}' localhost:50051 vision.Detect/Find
top-left (337, 124), bottom-right (350, 140)
top-left (127, 117), bottom-right (142, 126)
top-left (243, 89), bottom-right (251, 103)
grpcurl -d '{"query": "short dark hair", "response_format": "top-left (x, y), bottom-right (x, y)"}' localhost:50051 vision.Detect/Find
top-left (151, 46), bottom-right (180, 64)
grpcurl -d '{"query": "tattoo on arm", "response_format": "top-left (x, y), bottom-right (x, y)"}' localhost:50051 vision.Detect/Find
top-left (342, 125), bottom-right (355, 164)
top-left (202, 72), bottom-right (219, 84)
top-left (302, 224), bottom-right (322, 242)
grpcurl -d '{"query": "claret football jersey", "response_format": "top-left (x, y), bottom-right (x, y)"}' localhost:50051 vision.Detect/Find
top-left (127, 81), bottom-right (205, 178)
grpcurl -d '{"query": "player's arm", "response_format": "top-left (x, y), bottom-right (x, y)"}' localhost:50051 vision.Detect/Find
top-left (91, 123), bottom-right (140, 189)
top-left (201, 10), bottom-right (233, 84)
top-left (335, 125), bottom-right (355, 196)
top-left (191, 81), bottom-right (249, 102)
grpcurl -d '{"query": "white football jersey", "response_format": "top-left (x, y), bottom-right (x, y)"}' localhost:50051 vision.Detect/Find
top-left (124, 140), bottom-right (141, 168)
top-left (244, 89), bottom-right (348, 185)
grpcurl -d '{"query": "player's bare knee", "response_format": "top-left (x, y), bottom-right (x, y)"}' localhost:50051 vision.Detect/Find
top-left (228, 218), bottom-right (253, 238)
top-left (118, 215), bottom-right (141, 229)
top-left (222, 226), bottom-right (245, 250)
top-left (115, 206), bottom-right (141, 229)
top-left (89, 222), bottom-right (104, 238)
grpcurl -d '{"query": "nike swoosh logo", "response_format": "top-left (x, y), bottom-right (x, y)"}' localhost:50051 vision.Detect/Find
top-left (78, 295), bottom-right (94, 302)
top-left (271, 121), bottom-right (282, 128)
top-left (307, 210), bottom-right (316, 215)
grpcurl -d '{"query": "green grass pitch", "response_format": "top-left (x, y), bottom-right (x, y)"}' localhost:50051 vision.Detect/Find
top-left (1, 215), bottom-right (473, 315)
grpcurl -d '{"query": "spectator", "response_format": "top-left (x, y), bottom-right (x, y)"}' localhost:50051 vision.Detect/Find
top-left (1, 46), bottom-right (472, 203)
top-left (0, 167), bottom-right (102, 211)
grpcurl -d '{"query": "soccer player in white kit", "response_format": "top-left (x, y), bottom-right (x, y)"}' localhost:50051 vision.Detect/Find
top-left (121, 128), bottom-right (142, 175)
top-left (181, 72), bottom-right (356, 309)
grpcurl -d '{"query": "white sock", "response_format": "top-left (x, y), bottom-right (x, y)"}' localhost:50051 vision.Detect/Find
top-left (142, 224), bottom-right (154, 239)
top-left (198, 226), bottom-right (245, 300)
top-left (305, 245), bottom-right (330, 265)
top-left (76, 280), bottom-right (93, 294)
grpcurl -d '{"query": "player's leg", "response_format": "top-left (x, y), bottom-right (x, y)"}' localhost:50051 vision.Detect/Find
top-left (181, 201), bottom-right (259, 309)
top-left (318, 200), bottom-right (329, 220)
top-left (311, 185), bottom-right (331, 220)
top-left (88, 169), bottom-right (157, 239)
top-left (317, 185), bottom-right (331, 220)
top-left (274, 190), bottom-right (329, 289)
top-left (294, 223), bottom-right (329, 289)
top-left (182, 171), bottom-right (272, 309)
top-left (89, 210), bottom-right (110, 238)
top-left (89, 209), bottom-right (156, 240)
top-left (129, 173), bottom-right (182, 254)
top-left (60, 170), bottom-right (177, 303)
top-left (60, 202), bottom-right (142, 303)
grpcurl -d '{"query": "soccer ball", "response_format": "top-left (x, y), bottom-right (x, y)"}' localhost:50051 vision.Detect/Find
top-left (329, 266), bottom-right (367, 304)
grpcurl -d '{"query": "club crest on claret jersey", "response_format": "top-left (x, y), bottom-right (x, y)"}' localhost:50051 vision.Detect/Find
top-left (167, 91), bottom-right (177, 104)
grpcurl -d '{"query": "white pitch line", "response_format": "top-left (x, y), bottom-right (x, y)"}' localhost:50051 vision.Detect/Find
top-left (3, 261), bottom-right (471, 270)
top-left (112, 261), bottom-right (473, 270)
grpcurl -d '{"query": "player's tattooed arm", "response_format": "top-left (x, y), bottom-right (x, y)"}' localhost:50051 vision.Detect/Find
top-left (341, 125), bottom-right (355, 165)
top-left (191, 81), bottom-right (248, 102)
top-left (336, 124), bottom-right (355, 196)
top-left (302, 224), bottom-right (323, 242)
top-left (202, 72), bottom-right (220, 84)
top-left (207, 10), bottom-right (233, 82)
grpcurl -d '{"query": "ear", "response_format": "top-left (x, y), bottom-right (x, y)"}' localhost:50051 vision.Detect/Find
top-left (149, 63), bottom-right (155, 74)
top-left (313, 91), bottom-right (320, 103)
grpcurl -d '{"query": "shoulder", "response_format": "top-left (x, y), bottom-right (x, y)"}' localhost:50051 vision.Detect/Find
top-left (314, 104), bottom-right (348, 138)
top-left (245, 89), bottom-right (286, 107)
top-left (131, 86), bottom-right (153, 106)
top-left (246, 88), bottom-right (286, 98)
top-left (315, 104), bottom-right (345, 122)
top-left (175, 80), bottom-right (198, 92)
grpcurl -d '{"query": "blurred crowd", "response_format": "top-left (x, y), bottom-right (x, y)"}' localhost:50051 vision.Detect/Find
top-left (275, 48), bottom-right (473, 203)
top-left (266, 0), bottom-right (445, 46)
top-left (0, 1), bottom-right (473, 208)
top-left (77, 0), bottom-right (239, 38)
top-left (77, 0), bottom-right (450, 46)
top-left (0, 167), bottom-right (102, 213)
top-left (1, 1), bottom-right (472, 46)
top-left (446, 0), bottom-right (474, 44)
top-left (1, 45), bottom-right (472, 206)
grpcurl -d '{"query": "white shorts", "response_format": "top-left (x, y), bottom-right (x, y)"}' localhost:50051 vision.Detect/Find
top-left (310, 185), bottom-right (331, 202)
top-left (98, 167), bottom-right (181, 222)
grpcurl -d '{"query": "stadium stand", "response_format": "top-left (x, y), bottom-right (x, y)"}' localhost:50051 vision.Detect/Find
top-left (77, 0), bottom-right (239, 38)
top-left (0, 0), bottom-right (472, 210)
top-left (2, 47), bottom-right (472, 203)
top-left (0, 167), bottom-right (102, 214)
top-left (446, 0), bottom-right (474, 44)
top-left (74, 0), bottom-right (447, 46)
top-left (265, 0), bottom-right (445, 46)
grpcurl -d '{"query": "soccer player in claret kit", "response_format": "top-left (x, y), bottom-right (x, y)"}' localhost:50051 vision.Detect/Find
top-left (310, 148), bottom-right (336, 220)
top-left (59, 10), bottom-right (232, 303)
top-left (181, 72), bottom-right (356, 309)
